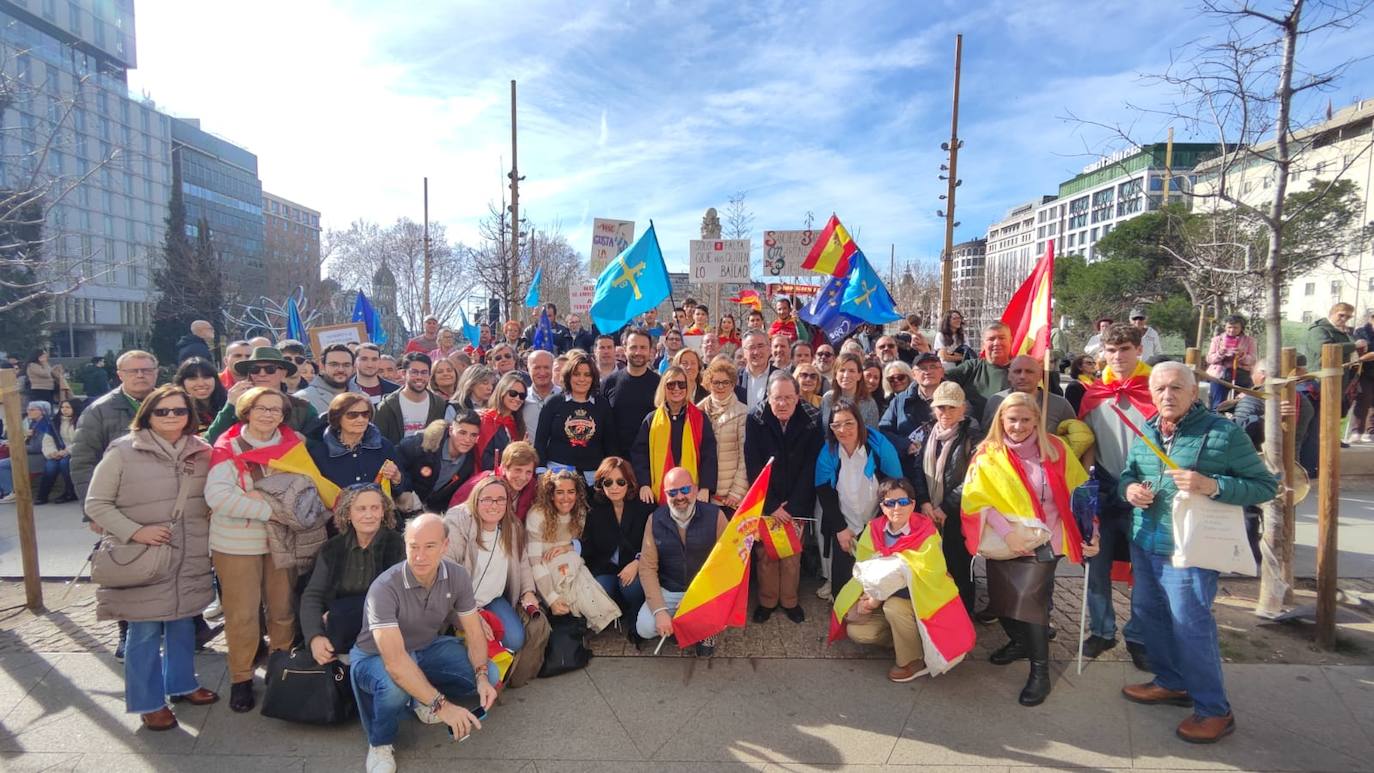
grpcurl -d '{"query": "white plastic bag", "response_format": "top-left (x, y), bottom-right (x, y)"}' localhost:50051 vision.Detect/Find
top-left (852, 555), bottom-right (910, 601)
top-left (1170, 492), bottom-right (1256, 576)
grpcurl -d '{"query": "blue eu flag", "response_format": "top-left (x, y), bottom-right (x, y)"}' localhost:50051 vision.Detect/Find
top-left (532, 309), bottom-right (555, 352)
top-left (800, 273), bottom-right (862, 346)
top-left (590, 222), bottom-right (671, 333)
top-left (351, 290), bottom-right (388, 345)
top-left (838, 252), bottom-right (901, 324)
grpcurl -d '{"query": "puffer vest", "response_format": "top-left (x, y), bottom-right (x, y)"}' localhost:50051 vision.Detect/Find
top-left (652, 507), bottom-right (717, 593)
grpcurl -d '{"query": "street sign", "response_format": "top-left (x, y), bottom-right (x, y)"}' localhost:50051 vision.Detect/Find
top-left (760, 229), bottom-right (817, 279)
top-left (689, 239), bottom-right (751, 283)
top-left (590, 218), bottom-right (635, 276)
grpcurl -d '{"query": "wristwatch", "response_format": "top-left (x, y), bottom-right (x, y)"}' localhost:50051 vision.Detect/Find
top-left (427, 694), bottom-right (446, 714)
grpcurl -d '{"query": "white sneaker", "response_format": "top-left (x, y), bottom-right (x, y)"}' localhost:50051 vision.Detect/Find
top-left (366, 744), bottom-right (396, 773)
top-left (413, 701), bottom-right (442, 724)
top-left (203, 597), bottom-right (223, 621)
top-left (1363, 432), bottom-right (1374, 443)
top-left (0, 493), bottom-right (16, 504)
top-left (815, 584), bottom-right (832, 601)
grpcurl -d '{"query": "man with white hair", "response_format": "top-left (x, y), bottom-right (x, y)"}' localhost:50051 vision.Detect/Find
top-left (522, 349), bottom-right (561, 433)
top-left (1119, 361), bottom-right (1277, 744)
top-left (350, 513), bottom-right (499, 772)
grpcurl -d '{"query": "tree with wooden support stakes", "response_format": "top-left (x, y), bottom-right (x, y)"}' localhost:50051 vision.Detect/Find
top-left (0, 368), bottom-right (43, 611)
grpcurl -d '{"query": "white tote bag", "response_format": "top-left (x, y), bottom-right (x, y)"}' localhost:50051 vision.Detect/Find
top-left (1170, 492), bottom-right (1256, 576)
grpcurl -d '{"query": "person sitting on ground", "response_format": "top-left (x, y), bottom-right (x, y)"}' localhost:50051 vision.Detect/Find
top-left (524, 470), bottom-right (620, 632)
top-left (396, 411), bottom-right (481, 515)
top-left (301, 483), bottom-right (405, 666)
top-left (636, 466), bottom-right (728, 656)
top-left (830, 478), bottom-right (976, 683)
top-left (583, 457), bottom-right (653, 632)
top-left (350, 513), bottom-right (498, 772)
top-left (534, 350), bottom-right (614, 478)
top-left (37, 399), bottom-right (80, 504)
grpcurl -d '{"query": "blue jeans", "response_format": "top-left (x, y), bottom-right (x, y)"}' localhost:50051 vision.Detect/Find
top-left (350, 636), bottom-right (496, 747)
top-left (38, 457), bottom-right (72, 501)
top-left (483, 597), bottom-right (525, 652)
top-left (595, 574), bottom-right (645, 616)
top-left (0, 458), bottom-right (12, 495)
top-left (1087, 514), bottom-right (1144, 643)
top-left (636, 589), bottom-right (684, 639)
top-left (124, 618), bottom-right (199, 714)
top-left (1129, 542), bottom-right (1230, 717)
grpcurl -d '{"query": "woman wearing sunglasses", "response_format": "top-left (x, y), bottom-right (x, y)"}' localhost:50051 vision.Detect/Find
top-left (306, 392), bottom-right (405, 493)
top-left (524, 470), bottom-right (620, 631)
top-left (830, 478), bottom-right (975, 683)
top-left (474, 372), bottom-right (529, 472)
top-left (814, 398), bottom-right (904, 600)
top-left (961, 391), bottom-right (1095, 707)
top-left (910, 382), bottom-right (983, 614)
top-left (84, 385), bottom-right (219, 730)
top-left (583, 457), bottom-right (652, 635)
top-left (699, 357), bottom-right (749, 512)
top-left (792, 363), bottom-right (824, 408)
top-left (631, 365), bottom-right (717, 505)
top-left (300, 483), bottom-right (405, 667)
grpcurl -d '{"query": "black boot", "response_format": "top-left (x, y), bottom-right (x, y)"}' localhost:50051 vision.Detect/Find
top-left (1018, 624), bottom-right (1052, 707)
top-left (990, 618), bottom-right (1028, 665)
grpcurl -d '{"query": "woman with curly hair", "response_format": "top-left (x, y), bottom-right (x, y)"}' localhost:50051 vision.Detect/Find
top-left (523, 470), bottom-right (619, 631)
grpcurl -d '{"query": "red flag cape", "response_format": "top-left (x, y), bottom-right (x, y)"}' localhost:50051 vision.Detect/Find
top-left (1077, 361), bottom-right (1156, 420)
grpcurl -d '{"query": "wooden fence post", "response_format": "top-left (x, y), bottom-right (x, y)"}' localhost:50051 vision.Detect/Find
top-left (1316, 343), bottom-right (1341, 648)
top-left (0, 369), bottom-right (43, 611)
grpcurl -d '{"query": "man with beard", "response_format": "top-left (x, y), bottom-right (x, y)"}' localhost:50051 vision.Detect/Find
top-left (769, 297), bottom-right (798, 342)
top-left (295, 343), bottom-right (356, 415)
top-left (944, 322), bottom-right (1014, 421)
top-left (349, 343), bottom-right (401, 407)
top-left (375, 353), bottom-right (448, 443)
top-left (603, 329), bottom-right (660, 456)
top-left (635, 467), bottom-right (727, 656)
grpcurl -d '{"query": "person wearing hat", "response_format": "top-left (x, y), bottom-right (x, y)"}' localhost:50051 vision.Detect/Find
top-left (911, 381), bottom-right (983, 614)
top-left (204, 347), bottom-right (319, 443)
top-left (1130, 309), bottom-right (1163, 362)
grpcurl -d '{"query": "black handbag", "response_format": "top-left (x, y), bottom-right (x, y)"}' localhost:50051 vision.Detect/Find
top-left (538, 612), bottom-right (591, 678)
top-left (260, 648), bottom-right (357, 725)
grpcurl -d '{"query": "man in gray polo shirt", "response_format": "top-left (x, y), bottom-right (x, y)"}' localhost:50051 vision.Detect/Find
top-left (350, 514), bottom-right (498, 773)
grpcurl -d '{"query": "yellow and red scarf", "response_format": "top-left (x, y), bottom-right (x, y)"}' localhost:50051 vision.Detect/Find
top-left (648, 402), bottom-right (704, 502)
top-left (959, 434), bottom-right (1089, 563)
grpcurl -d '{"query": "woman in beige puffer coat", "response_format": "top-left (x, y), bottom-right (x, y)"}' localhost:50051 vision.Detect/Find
top-left (85, 385), bottom-right (218, 730)
top-left (698, 356), bottom-right (749, 509)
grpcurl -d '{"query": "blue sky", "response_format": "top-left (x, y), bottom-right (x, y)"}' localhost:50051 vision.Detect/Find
top-left (127, 0), bottom-right (1374, 275)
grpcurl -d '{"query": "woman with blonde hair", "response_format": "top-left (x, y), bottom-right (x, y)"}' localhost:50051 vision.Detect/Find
top-left (630, 365), bottom-right (717, 504)
top-left (429, 357), bottom-right (461, 402)
top-left (699, 356), bottom-right (749, 510)
top-left (961, 391), bottom-right (1095, 707)
top-left (524, 470), bottom-right (619, 631)
top-left (453, 364), bottom-right (497, 413)
top-left (672, 347), bottom-right (709, 404)
top-left (793, 363), bottom-right (824, 408)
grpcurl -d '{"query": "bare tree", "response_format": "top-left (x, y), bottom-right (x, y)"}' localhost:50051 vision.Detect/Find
top-left (891, 259), bottom-right (942, 327)
top-left (724, 191), bottom-right (755, 240)
top-left (470, 200), bottom-right (587, 324)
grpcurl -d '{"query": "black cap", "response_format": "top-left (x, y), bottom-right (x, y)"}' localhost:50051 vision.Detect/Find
top-left (914, 352), bottom-right (941, 366)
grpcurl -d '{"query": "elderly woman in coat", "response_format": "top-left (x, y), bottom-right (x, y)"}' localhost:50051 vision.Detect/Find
top-left (85, 384), bottom-right (218, 731)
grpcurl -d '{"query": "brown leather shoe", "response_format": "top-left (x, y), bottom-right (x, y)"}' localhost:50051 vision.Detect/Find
top-left (1177, 712), bottom-right (1235, 743)
top-left (169, 687), bottom-right (219, 706)
top-left (140, 706), bottom-right (178, 731)
top-left (1122, 682), bottom-right (1194, 707)
top-left (888, 660), bottom-right (930, 683)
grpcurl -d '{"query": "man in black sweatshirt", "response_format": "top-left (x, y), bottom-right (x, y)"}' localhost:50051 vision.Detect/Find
top-left (603, 328), bottom-right (660, 457)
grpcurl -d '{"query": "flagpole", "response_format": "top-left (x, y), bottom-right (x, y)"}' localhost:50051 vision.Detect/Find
top-left (1077, 565), bottom-right (1090, 675)
top-left (938, 33), bottom-right (964, 318)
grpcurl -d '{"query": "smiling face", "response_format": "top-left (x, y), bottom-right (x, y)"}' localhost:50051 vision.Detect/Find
top-left (982, 327), bottom-right (1011, 366)
top-left (863, 366), bottom-right (882, 394)
top-left (403, 359), bottom-right (431, 394)
top-left (181, 373), bottom-right (215, 400)
top-left (552, 477), bottom-right (579, 514)
top-left (449, 419), bottom-right (480, 454)
top-left (1000, 404), bottom-right (1037, 443)
top-left (147, 393), bottom-right (190, 438)
top-left (247, 392), bottom-right (287, 435)
top-left (569, 361), bottom-right (594, 396)
top-left (474, 481), bottom-right (509, 529)
top-left (834, 358), bottom-right (860, 393)
top-left (505, 462), bottom-right (535, 492)
top-left (625, 332), bottom-right (652, 369)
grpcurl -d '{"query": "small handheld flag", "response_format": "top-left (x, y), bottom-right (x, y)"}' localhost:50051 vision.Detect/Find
top-left (351, 290), bottom-right (387, 345)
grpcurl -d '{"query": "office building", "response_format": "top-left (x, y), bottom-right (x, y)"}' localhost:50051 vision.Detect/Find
top-left (262, 190), bottom-right (321, 310)
top-left (948, 237), bottom-right (987, 327)
top-left (981, 197), bottom-right (1050, 329)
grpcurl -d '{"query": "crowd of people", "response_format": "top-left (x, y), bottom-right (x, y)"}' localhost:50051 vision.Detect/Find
top-left (0, 295), bottom-right (1298, 771)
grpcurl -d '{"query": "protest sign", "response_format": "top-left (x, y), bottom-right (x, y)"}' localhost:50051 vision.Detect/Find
top-left (760, 229), bottom-right (817, 279)
top-left (590, 219), bottom-right (635, 276)
top-left (569, 282), bottom-right (596, 315)
top-left (308, 322), bottom-right (367, 358)
top-left (689, 239), bottom-right (751, 284)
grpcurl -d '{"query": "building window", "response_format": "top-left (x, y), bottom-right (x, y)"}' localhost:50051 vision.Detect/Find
top-left (1305, 282), bottom-right (1316, 296)
top-left (1068, 196), bottom-right (1089, 230)
top-left (1332, 280), bottom-right (1342, 295)
top-left (1091, 188), bottom-right (1114, 223)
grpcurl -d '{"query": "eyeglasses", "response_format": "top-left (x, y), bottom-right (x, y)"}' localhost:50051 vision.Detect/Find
top-left (248, 365), bottom-right (280, 375)
top-left (600, 478), bottom-right (628, 488)
top-left (477, 496), bottom-right (507, 507)
top-left (491, 353), bottom-right (513, 361)
top-left (285, 355), bottom-right (307, 364)
top-left (709, 379), bottom-right (733, 388)
top-left (665, 381), bottom-right (687, 390)
top-left (119, 367), bottom-right (157, 376)
top-left (882, 497), bottom-right (914, 508)
top-left (506, 389), bottom-right (527, 400)
top-left (830, 420), bottom-right (857, 430)
top-left (151, 407), bottom-right (189, 417)
top-left (325, 360), bottom-right (352, 370)
top-left (665, 485), bottom-right (694, 497)
top-left (798, 373), bottom-right (818, 380)
top-left (815, 351), bottom-right (834, 359)
top-left (342, 410), bottom-right (371, 420)
top-left (252, 405), bottom-right (284, 415)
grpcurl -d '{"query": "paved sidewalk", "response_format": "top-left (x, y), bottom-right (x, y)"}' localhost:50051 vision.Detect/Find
top-left (0, 651), bottom-right (1371, 772)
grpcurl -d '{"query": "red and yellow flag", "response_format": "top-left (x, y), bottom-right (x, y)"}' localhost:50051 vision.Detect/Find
top-left (801, 214), bottom-right (858, 278)
top-left (648, 404), bottom-right (704, 503)
top-left (959, 434), bottom-right (1089, 563)
top-left (672, 459), bottom-right (773, 647)
top-left (757, 515), bottom-right (801, 560)
top-left (1000, 239), bottom-right (1055, 358)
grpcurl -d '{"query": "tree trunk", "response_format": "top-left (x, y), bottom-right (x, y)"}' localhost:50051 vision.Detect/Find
top-left (1257, 0), bottom-right (1304, 617)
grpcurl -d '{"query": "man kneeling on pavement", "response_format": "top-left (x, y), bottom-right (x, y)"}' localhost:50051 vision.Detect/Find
top-left (637, 466), bottom-right (727, 656)
top-left (350, 513), bottom-right (498, 773)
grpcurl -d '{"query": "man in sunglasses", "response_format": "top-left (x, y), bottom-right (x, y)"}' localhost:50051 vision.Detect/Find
top-left (278, 340), bottom-right (310, 393)
top-left (205, 347), bottom-right (319, 442)
top-left (396, 410), bottom-right (482, 513)
top-left (296, 343), bottom-right (357, 416)
top-left (875, 336), bottom-right (901, 366)
top-left (376, 353), bottom-right (449, 444)
top-left (813, 344), bottom-right (836, 382)
top-left (636, 467), bottom-right (727, 657)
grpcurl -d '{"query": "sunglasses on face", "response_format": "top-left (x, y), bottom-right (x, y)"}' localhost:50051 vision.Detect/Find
top-left (882, 497), bottom-right (914, 508)
top-left (665, 485), bottom-right (694, 497)
top-left (887, 374), bottom-right (910, 383)
top-left (342, 410), bottom-right (371, 420)
top-left (600, 478), bottom-right (628, 488)
top-left (815, 352), bottom-right (833, 359)
top-left (491, 353), bottom-right (513, 361)
top-left (665, 381), bottom-right (687, 390)
top-left (506, 389), bottom-right (527, 400)
top-left (151, 407), bottom-right (190, 417)
top-left (248, 365), bottom-right (279, 375)
top-left (285, 355), bottom-right (307, 364)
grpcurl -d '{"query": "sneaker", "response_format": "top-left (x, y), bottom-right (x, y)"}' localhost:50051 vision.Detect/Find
top-left (366, 744), bottom-right (397, 773)
top-left (1364, 433), bottom-right (1374, 443)
top-left (815, 584), bottom-right (832, 601)
top-left (0, 493), bottom-right (16, 504)
top-left (413, 700), bottom-right (443, 724)
top-left (204, 597), bottom-right (223, 621)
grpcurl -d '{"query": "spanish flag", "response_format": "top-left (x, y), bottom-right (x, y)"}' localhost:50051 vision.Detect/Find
top-left (210, 423), bottom-right (381, 510)
top-left (648, 404), bottom-right (704, 503)
top-left (959, 434), bottom-right (1088, 563)
top-left (801, 214), bottom-right (858, 278)
top-left (757, 515), bottom-right (801, 560)
top-left (1000, 239), bottom-right (1055, 358)
top-left (672, 459), bottom-right (773, 647)
top-left (829, 516), bottom-right (975, 675)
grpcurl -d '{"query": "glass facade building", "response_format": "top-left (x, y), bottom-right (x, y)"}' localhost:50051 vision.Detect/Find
top-left (171, 116), bottom-right (264, 303)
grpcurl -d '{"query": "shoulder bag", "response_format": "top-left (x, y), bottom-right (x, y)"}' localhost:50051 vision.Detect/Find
top-left (90, 464), bottom-right (193, 589)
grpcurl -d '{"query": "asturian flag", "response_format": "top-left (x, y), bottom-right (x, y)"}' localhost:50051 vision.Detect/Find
top-left (1001, 239), bottom-right (1055, 358)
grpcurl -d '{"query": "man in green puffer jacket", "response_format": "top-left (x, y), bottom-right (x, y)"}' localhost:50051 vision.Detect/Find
top-left (1118, 362), bottom-right (1277, 745)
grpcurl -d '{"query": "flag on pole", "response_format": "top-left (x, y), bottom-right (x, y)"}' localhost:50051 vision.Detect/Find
top-left (285, 296), bottom-right (307, 344)
top-left (590, 221), bottom-right (671, 333)
top-left (352, 290), bottom-right (387, 345)
top-left (799, 273), bottom-right (863, 346)
top-left (728, 288), bottom-right (763, 312)
top-left (525, 267), bottom-right (543, 308)
top-left (1000, 239), bottom-right (1055, 358)
top-left (460, 308), bottom-right (482, 347)
top-left (801, 214), bottom-right (858, 277)
top-left (838, 252), bottom-right (901, 324)
top-left (532, 309), bottom-right (555, 352)
top-left (672, 459), bottom-right (773, 647)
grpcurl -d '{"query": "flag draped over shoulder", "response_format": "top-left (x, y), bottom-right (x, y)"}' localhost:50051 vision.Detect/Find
top-left (352, 290), bottom-right (387, 345)
top-left (802, 214), bottom-right (858, 277)
top-left (829, 516), bottom-right (975, 675)
top-left (590, 222), bottom-right (671, 333)
top-left (647, 403), bottom-right (704, 503)
top-left (959, 434), bottom-right (1088, 563)
top-left (210, 423), bottom-right (365, 510)
top-left (1000, 240), bottom-right (1054, 358)
top-left (1078, 360), bottom-right (1156, 420)
top-left (672, 460), bottom-right (773, 647)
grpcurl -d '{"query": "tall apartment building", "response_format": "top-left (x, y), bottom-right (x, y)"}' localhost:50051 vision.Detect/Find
top-left (262, 191), bottom-right (321, 311)
top-left (948, 237), bottom-right (987, 327)
top-left (1192, 100), bottom-right (1374, 323)
top-left (0, 0), bottom-right (173, 357)
top-left (171, 117), bottom-right (264, 305)
top-left (981, 197), bottom-right (1050, 329)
